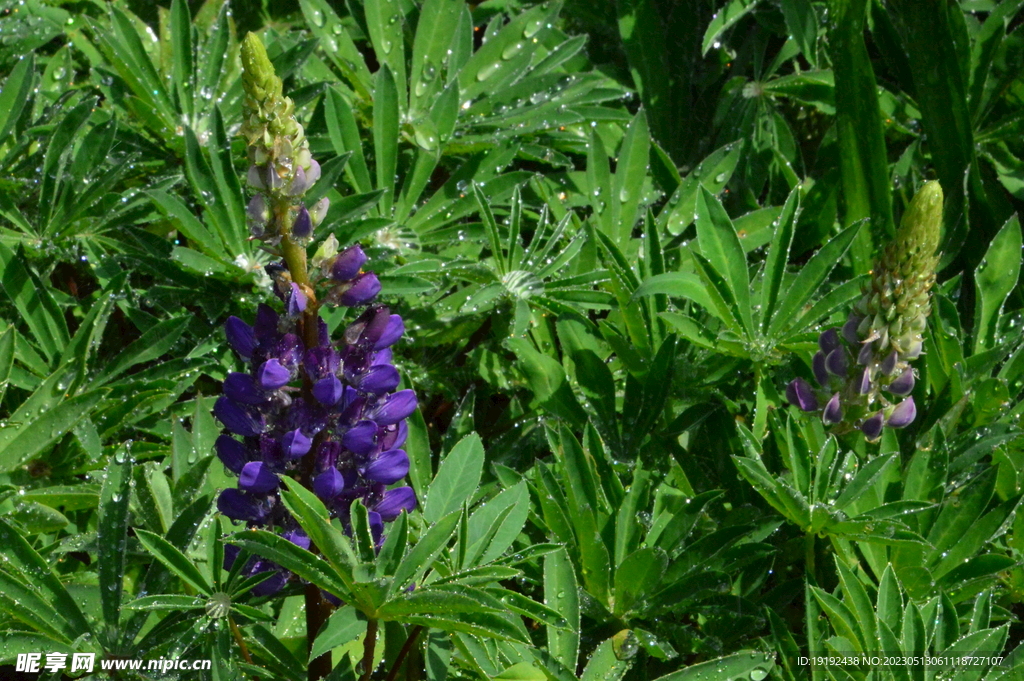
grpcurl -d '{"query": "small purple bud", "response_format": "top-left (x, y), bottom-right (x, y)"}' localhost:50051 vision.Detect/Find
top-left (823, 393), bottom-right (843, 425)
top-left (818, 328), bottom-right (841, 354)
top-left (218, 488), bottom-right (268, 522)
top-left (216, 435), bottom-right (248, 474)
top-left (214, 397), bottom-right (265, 437)
top-left (368, 390), bottom-right (418, 425)
top-left (239, 461), bottom-right (280, 494)
top-left (374, 486), bottom-right (417, 521)
top-left (281, 429), bottom-right (312, 458)
top-left (858, 367), bottom-right (873, 395)
top-left (785, 378), bottom-right (818, 412)
top-left (364, 449), bottom-right (409, 485)
top-left (287, 283), bottom-right (307, 316)
top-left (842, 315), bottom-right (861, 344)
top-left (287, 166), bottom-right (309, 196)
top-left (309, 197), bottom-right (330, 226)
top-left (857, 341), bottom-right (875, 365)
top-left (887, 398), bottom-right (916, 428)
top-left (812, 352), bottom-right (828, 386)
top-left (343, 421), bottom-right (378, 454)
top-left (825, 348), bottom-right (848, 378)
top-left (339, 273), bottom-right (381, 307)
top-left (257, 359), bottom-right (291, 390)
top-left (313, 375), bottom-right (345, 406)
top-left (292, 206), bottom-right (313, 240)
top-left (224, 373), bottom-right (265, 405)
top-left (225, 317), bottom-right (256, 359)
top-left (313, 468), bottom-right (345, 500)
top-left (887, 369), bottom-right (915, 396)
top-left (246, 165), bottom-right (265, 189)
top-left (331, 245), bottom-right (368, 282)
top-left (375, 315), bottom-right (405, 350)
top-left (356, 364), bottom-right (401, 395)
top-left (880, 351), bottom-right (898, 376)
top-left (860, 412), bottom-right (884, 441)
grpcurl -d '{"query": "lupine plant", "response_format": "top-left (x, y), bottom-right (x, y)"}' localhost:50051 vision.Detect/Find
top-left (3, 0), bottom-right (1024, 681)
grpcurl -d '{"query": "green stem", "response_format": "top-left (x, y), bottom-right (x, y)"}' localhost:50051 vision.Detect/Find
top-left (384, 626), bottom-right (423, 681)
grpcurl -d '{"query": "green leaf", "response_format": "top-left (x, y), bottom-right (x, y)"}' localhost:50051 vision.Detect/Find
top-left (973, 214), bottom-right (1021, 352)
top-left (409, 0), bottom-right (462, 116)
top-left (365, 0), bottom-right (407, 113)
top-left (279, 478), bottom-right (358, 580)
top-left (703, 0), bottom-right (761, 55)
top-left (759, 186), bottom-right (799, 331)
top-left (613, 548), bottom-right (667, 617)
top-left (0, 570), bottom-right (73, 643)
top-left (0, 52), bottom-right (35, 143)
top-left (612, 110), bottom-right (650, 244)
top-left (0, 389), bottom-right (106, 473)
top-left (229, 530), bottom-right (351, 599)
top-left (92, 316), bottom-right (189, 386)
top-left (136, 528), bottom-right (213, 595)
top-left (5, 501), bottom-right (68, 534)
top-left (580, 636), bottom-right (632, 681)
top-left (423, 433), bottom-right (485, 523)
top-left (544, 547), bottom-right (579, 671)
top-left (780, 0), bottom-right (818, 66)
top-left (309, 606), bottom-right (364, 663)
top-left (98, 454), bottom-right (132, 628)
top-left (0, 325), bottom-right (13, 405)
top-left (663, 140), bottom-right (744, 235)
top-left (650, 651), bottom-right (775, 681)
top-left (0, 243), bottom-right (70, 362)
top-left (124, 594), bottom-right (206, 611)
top-left (392, 508), bottom-right (461, 591)
top-left (148, 189), bottom-right (223, 257)
top-left (466, 481), bottom-right (530, 566)
top-left (374, 65), bottom-right (400, 216)
top-left (767, 220), bottom-right (864, 338)
top-left (695, 187), bottom-right (752, 334)
top-left (169, 0), bottom-right (194, 118)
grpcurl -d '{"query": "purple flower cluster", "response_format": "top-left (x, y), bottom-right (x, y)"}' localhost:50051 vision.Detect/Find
top-left (787, 314), bottom-right (918, 441)
top-left (214, 303), bottom-right (418, 593)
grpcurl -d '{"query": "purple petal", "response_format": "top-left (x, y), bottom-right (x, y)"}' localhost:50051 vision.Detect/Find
top-left (812, 351), bottom-right (828, 386)
top-left (281, 429), bottom-right (312, 458)
top-left (225, 317), bottom-right (256, 360)
top-left (339, 273), bottom-right (382, 307)
top-left (857, 341), bottom-right (875, 365)
top-left (253, 304), bottom-right (280, 343)
top-left (368, 390), bottom-right (418, 425)
top-left (283, 530), bottom-right (310, 550)
top-left (369, 511), bottom-right (384, 545)
top-left (287, 283), bottom-right (307, 316)
top-left (785, 378), bottom-right (818, 412)
top-left (287, 166), bottom-right (309, 196)
top-left (343, 421), bottom-right (378, 454)
top-left (374, 486), bottom-right (417, 521)
top-left (887, 369), bottom-right (915, 396)
top-left (223, 373), bottom-right (265, 405)
top-left (313, 468), bottom-right (345, 500)
top-left (216, 435), bottom-right (249, 475)
top-left (822, 393), bottom-right (843, 425)
top-left (825, 348), bottom-right (848, 378)
top-left (842, 315), bottom-right (861, 344)
top-left (292, 206), bottom-right (313, 239)
top-left (313, 376), bottom-right (344, 406)
top-left (364, 449), bottom-right (409, 485)
top-left (218, 488), bottom-right (267, 522)
top-left (239, 462), bottom-right (280, 494)
top-left (880, 351), bottom-right (898, 376)
top-left (304, 346), bottom-right (341, 380)
top-left (858, 368), bottom-right (873, 395)
top-left (356, 364), bottom-right (401, 395)
top-left (887, 398), bottom-right (916, 428)
top-left (331, 245), bottom-right (368, 282)
top-left (818, 328), bottom-right (841, 354)
top-left (214, 397), bottom-right (265, 437)
top-left (257, 359), bottom-right (291, 390)
top-left (374, 315), bottom-right (405, 350)
top-left (246, 165), bottom-right (265, 189)
top-left (251, 570), bottom-right (288, 597)
top-left (859, 412), bottom-right (884, 441)
top-left (380, 421), bottom-right (408, 451)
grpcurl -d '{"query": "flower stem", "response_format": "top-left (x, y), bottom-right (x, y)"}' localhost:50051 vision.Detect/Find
top-left (360, 619), bottom-right (379, 681)
top-left (229, 615), bottom-right (256, 676)
top-left (306, 584), bottom-right (334, 680)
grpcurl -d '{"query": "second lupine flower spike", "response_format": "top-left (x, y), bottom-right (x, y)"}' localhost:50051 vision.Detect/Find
top-left (786, 181), bottom-right (943, 441)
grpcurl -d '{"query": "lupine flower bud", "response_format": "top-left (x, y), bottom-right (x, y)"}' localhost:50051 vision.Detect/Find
top-left (309, 197), bottom-right (330, 227)
top-left (331, 245), bottom-right (368, 282)
top-left (292, 206), bottom-right (313, 241)
top-left (785, 182), bottom-right (941, 442)
top-left (338, 273), bottom-right (382, 307)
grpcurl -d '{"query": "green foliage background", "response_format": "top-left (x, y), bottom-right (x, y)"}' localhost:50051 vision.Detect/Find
top-left (1, 0), bottom-right (1024, 678)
